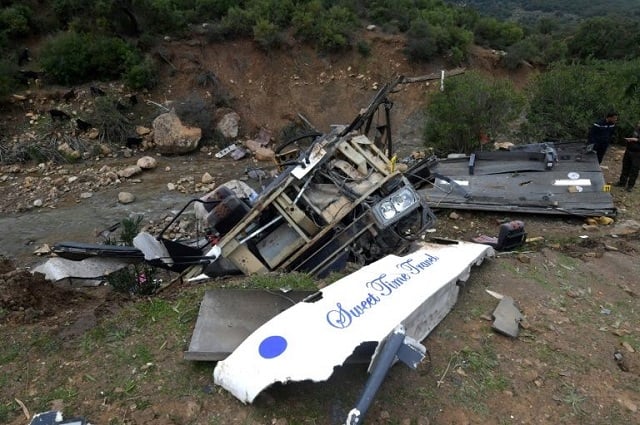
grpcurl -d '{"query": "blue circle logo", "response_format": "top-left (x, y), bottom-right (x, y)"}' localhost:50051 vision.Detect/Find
top-left (258, 335), bottom-right (287, 359)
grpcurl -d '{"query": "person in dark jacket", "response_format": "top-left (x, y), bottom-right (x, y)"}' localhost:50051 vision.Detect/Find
top-left (588, 111), bottom-right (618, 163)
top-left (615, 122), bottom-right (640, 192)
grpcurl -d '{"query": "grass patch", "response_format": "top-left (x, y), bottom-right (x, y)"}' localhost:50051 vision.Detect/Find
top-left (81, 321), bottom-right (132, 351)
top-left (0, 341), bottom-right (21, 364)
top-left (447, 345), bottom-right (509, 415)
top-left (246, 271), bottom-right (319, 291)
top-left (558, 383), bottom-right (587, 418)
top-left (135, 298), bottom-right (177, 323)
top-left (30, 331), bottom-right (62, 355)
top-left (0, 402), bottom-right (10, 424)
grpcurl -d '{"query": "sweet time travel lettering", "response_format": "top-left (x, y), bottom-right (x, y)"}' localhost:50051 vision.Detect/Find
top-left (326, 252), bottom-right (439, 329)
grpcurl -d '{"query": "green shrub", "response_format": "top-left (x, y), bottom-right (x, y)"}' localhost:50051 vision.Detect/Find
top-left (405, 19), bottom-right (438, 62)
top-left (356, 40), bottom-right (371, 57)
top-left (523, 60), bottom-right (640, 141)
top-left (253, 18), bottom-right (283, 51)
top-left (131, 0), bottom-right (187, 34)
top-left (293, 4), bottom-right (357, 52)
top-left (89, 36), bottom-right (137, 79)
top-left (195, 0), bottom-right (236, 19)
top-left (40, 31), bottom-right (138, 85)
top-left (125, 56), bottom-right (158, 90)
top-left (220, 6), bottom-right (254, 37)
top-left (424, 71), bottom-right (525, 155)
top-left (0, 4), bottom-right (33, 38)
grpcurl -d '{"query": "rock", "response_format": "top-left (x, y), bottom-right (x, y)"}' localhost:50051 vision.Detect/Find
top-left (33, 244), bottom-right (51, 256)
top-left (216, 111), bottom-right (240, 139)
top-left (201, 172), bottom-right (214, 184)
top-left (135, 125), bottom-right (152, 135)
top-left (152, 110), bottom-right (201, 154)
top-left (33, 199), bottom-right (43, 207)
top-left (87, 128), bottom-right (99, 139)
top-left (611, 219), bottom-right (640, 236)
top-left (449, 211), bottom-right (460, 220)
top-left (137, 156), bottom-right (157, 169)
top-left (118, 165), bottom-right (143, 178)
top-left (98, 143), bottom-right (111, 156)
top-left (244, 139), bottom-right (261, 153)
top-left (617, 395), bottom-right (638, 413)
top-left (57, 142), bottom-right (81, 160)
top-left (79, 192), bottom-right (93, 199)
top-left (167, 182), bottom-right (176, 191)
top-left (118, 192), bottom-right (135, 204)
top-left (597, 216), bottom-right (614, 225)
top-left (254, 146), bottom-right (275, 161)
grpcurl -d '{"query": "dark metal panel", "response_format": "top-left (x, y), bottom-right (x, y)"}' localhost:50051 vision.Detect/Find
top-left (419, 142), bottom-right (616, 217)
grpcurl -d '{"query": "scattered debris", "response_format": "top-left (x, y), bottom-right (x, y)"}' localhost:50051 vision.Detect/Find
top-left (472, 220), bottom-right (526, 251)
top-left (215, 143), bottom-right (237, 158)
top-left (29, 410), bottom-right (87, 425)
top-left (614, 350), bottom-right (630, 372)
top-left (491, 295), bottom-right (523, 338)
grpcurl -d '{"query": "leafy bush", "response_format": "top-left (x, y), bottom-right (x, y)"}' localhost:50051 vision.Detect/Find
top-left (366, 0), bottom-right (415, 32)
top-left (503, 34), bottom-right (568, 69)
top-left (292, 3), bottom-right (357, 52)
top-left (473, 16), bottom-right (524, 50)
top-left (130, 0), bottom-right (188, 34)
top-left (0, 4), bottom-right (33, 38)
top-left (40, 31), bottom-right (138, 85)
top-left (424, 71), bottom-right (525, 154)
top-left (524, 60), bottom-right (640, 141)
top-left (405, 19), bottom-right (438, 62)
top-left (220, 6), bottom-right (254, 37)
top-left (568, 17), bottom-right (640, 61)
top-left (406, 15), bottom-right (472, 64)
top-left (253, 18), bottom-right (283, 51)
top-left (524, 64), bottom-right (611, 140)
top-left (125, 55), bottom-right (158, 90)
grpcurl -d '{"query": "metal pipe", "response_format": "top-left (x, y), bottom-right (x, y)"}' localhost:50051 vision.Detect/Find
top-left (345, 325), bottom-right (406, 425)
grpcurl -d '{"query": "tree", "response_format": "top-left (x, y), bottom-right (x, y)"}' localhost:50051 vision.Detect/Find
top-left (423, 71), bottom-right (525, 154)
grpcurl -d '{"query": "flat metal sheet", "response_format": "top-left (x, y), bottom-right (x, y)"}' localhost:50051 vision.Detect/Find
top-left (419, 142), bottom-right (616, 216)
top-left (184, 289), bottom-right (315, 361)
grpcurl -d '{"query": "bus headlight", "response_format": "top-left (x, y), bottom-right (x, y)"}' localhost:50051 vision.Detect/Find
top-left (372, 186), bottom-right (420, 226)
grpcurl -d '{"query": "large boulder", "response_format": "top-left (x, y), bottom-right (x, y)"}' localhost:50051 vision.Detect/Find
top-left (152, 111), bottom-right (201, 154)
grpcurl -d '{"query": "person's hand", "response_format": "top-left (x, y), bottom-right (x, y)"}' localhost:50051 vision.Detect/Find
top-left (624, 137), bottom-right (639, 142)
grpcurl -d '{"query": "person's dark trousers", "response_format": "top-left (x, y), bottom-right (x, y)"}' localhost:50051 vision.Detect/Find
top-left (594, 143), bottom-right (608, 164)
top-left (618, 151), bottom-right (640, 189)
